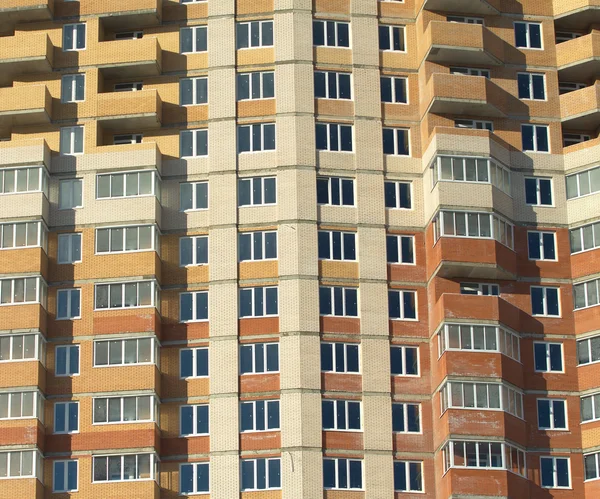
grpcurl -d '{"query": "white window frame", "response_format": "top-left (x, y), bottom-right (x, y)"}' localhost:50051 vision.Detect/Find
top-left (93, 337), bottom-right (157, 367)
top-left (239, 286), bottom-right (278, 318)
top-left (379, 25), bottom-right (406, 52)
top-left (447, 15), bottom-right (484, 24)
top-left (380, 75), bottom-right (408, 104)
top-left (524, 176), bottom-right (553, 206)
top-left (58, 178), bottom-right (83, 209)
top-left (92, 395), bottom-right (156, 425)
top-left (443, 441), bottom-right (526, 476)
top-left (63, 23), bottom-right (86, 51)
top-left (537, 398), bottom-right (568, 430)
top-left (113, 134), bottom-right (143, 145)
top-left (59, 126), bottom-right (84, 156)
top-left (180, 129), bottom-right (208, 157)
top-left (582, 393), bottom-right (600, 423)
top-left (237, 123), bottom-right (276, 153)
top-left (180, 181), bottom-right (208, 211)
top-left (179, 462), bottom-right (209, 495)
top-left (238, 176), bottom-right (276, 206)
top-left (434, 211), bottom-right (514, 250)
top-left (237, 71), bottom-right (275, 101)
top-left (531, 286), bottom-right (561, 317)
top-left (566, 166), bottom-right (600, 200)
top-left (0, 450), bottom-right (43, 480)
top-left (394, 460), bottom-right (424, 492)
top-left (95, 225), bottom-right (157, 255)
top-left (322, 399), bottom-right (362, 431)
top-left (179, 404), bottom-right (209, 436)
top-left (584, 452), bottom-right (600, 482)
top-left (540, 456), bottom-right (571, 489)
top-left (527, 231), bottom-right (557, 261)
top-left (386, 234), bottom-right (415, 264)
top-left (384, 180), bottom-right (412, 209)
top-left (179, 291), bottom-right (209, 323)
top-left (240, 342), bottom-right (279, 375)
top-left (574, 278), bottom-right (600, 310)
top-left (517, 72), bottom-right (546, 100)
top-left (313, 20), bottom-right (350, 48)
top-left (314, 71), bottom-right (352, 100)
top-left (0, 390), bottom-right (42, 420)
top-left (454, 119), bottom-right (493, 131)
top-left (91, 453), bottom-right (157, 483)
top-left (438, 323), bottom-right (521, 361)
top-left (179, 235), bottom-right (208, 267)
top-left (388, 289), bottom-right (418, 320)
top-left (315, 123), bottom-right (354, 152)
top-left (96, 170), bottom-right (158, 200)
top-left (521, 124), bottom-right (550, 152)
top-left (53, 401), bottom-right (79, 434)
top-left (180, 76), bottom-right (208, 106)
top-left (56, 289), bottom-right (81, 320)
top-left (390, 345), bottom-right (419, 376)
top-left (94, 281), bottom-right (158, 310)
top-left (0, 276), bottom-right (45, 306)
top-left (514, 21), bottom-right (543, 49)
top-left (179, 347), bottom-right (209, 379)
top-left (240, 458), bottom-right (281, 491)
top-left (53, 460), bottom-right (78, 493)
top-left (316, 176), bottom-right (355, 206)
top-left (236, 20), bottom-right (274, 49)
top-left (240, 399), bottom-right (280, 432)
top-left (450, 67), bottom-right (490, 78)
top-left (319, 286), bottom-right (358, 317)
top-left (55, 344), bottom-right (80, 376)
top-left (61, 74), bottom-right (85, 103)
top-left (382, 127), bottom-right (410, 156)
top-left (239, 231), bottom-right (277, 262)
top-left (0, 167), bottom-right (47, 196)
top-left (392, 402), bottom-right (421, 433)
top-left (57, 233), bottom-right (82, 264)
top-left (578, 335), bottom-right (600, 366)
top-left (321, 342), bottom-right (360, 374)
top-left (318, 230), bottom-right (357, 261)
top-left (0, 221), bottom-right (44, 251)
top-left (114, 82), bottom-right (143, 92)
top-left (534, 342), bottom-right (564, 373)
top-left (323, 458), bottom-right (363, 490)
top-left (0, 333), bottom-right (44, 363)
top-left (180, 26), bottom-right (207, 53)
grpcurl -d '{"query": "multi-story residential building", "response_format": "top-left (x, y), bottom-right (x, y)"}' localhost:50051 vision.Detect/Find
top-left (0, 0), bottom-right (598, 497)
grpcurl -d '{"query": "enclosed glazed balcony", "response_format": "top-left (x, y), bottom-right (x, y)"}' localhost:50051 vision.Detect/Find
top-left (0, 85), bottom-right (52, 128)
top-left (553, 0), bottom-right (600, 30)
top-left (97, 37), bottom-right (162, 79)
top-left (0, 0), bottom-right (53, 34)
top-left (557, 32), bottom-right (600, 82)
top-left (422, 73), bottom-right (508, 118)
top-left (560, 82), bottom-right (600, 130)
top-left (96, 89), bottom-right (162, 130)
top-left (0, 32), bottom-right (53, 86)
top-left (421, 21), bottom-right (503, 66)
top-left (56, 0), bottom-right (161, 29)
top-left (422, 0), bottom-right (500, 15)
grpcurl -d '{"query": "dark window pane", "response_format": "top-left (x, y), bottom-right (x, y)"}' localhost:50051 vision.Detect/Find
top-left (313, 22), bottom-right (324, 46)
top-left (534, 343), bottom-right (547, 371)
top-left (517, 74), bottom-right (530, 99)
top-left (314, 72), bottom-right (326, 98)
top-left (381, 78), bottom-right (392, 102)
top-left (525, 178), bottom-right (538, 204)
top-left (321, 343), bottom-right (333, 371)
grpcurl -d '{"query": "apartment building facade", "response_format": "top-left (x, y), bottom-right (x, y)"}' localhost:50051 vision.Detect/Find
top-left (0, 0), bottom-right (599, 497)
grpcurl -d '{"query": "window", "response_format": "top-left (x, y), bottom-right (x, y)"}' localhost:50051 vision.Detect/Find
top-left (559, 82), bottom-right (587, 95)
top-left (390, 346), bottom-right (419, 375)
top-left (455, 119), bottom-right (493, 131)
top-left (180, 236), bottom-right (208, 266)
top-left (433, 211), bottom-right (514, 249)
top-left (460, 282), bottom-right (499, 296)
top-left (432, 157), bottom-right (511, 195)
top-left (63, 23), bottom-right (86, 51)
top-left (180, 181), bottom-right (208, 211)
top-left (54, 402), bottom-right (79, 434)
top-left (525, 177), bottom-right (553, 205)
top-left (556, 31), bottom-right (580, 43)
top-left (61, 74), bottom-right (85, 103)
top-left (180, 77), bottom-right (208, 105)
top-left (383, 128), bottom-right (410, 156)
top-left (241, 400), bottom-right (280, 432)
top-left (392, 403), bottom-right (420, 432)
top-left (450, 67), bottom-right (490, 78)
top-left (582, 393), bottom-right (600, 422)
top-left (55, 344), bottom-right (79, 376)
top-left (238, 177), bottom-right (276, 206)
top-left (241, 458), bottom-right (281, 491)
top-left (0, 450), bottom-right (42, 479)
top-left (563, 133), bottom-right (591, 147)
top-left (386, 235), bottom-right (415, 264)
top-left (441, 382), bottom-right (523, 418)
top-left (442, 441), bottom-right (526, 476)
top-left (238, 72), bottom-right (274, 100)
top-left (313, 20), bottom-right (350, 48)
top-left (314, 71), bottom-right (351, 100)
top-left (534, 342), bottom-right (563, 372)
top-left (94, 337), bottom-right (156, 367)
top-left (518, 73), bottom-right (545, 100)
top-left (538, 399), bottom-right (567, 430)
top-left (96, 225), bottom-right (156, 254)
top-left (0, 391), bottom-right (41, 420)
top-left (319, 286), bottom-right (358, 317)
top-left (180, 26), bottom-right (207, 53)
top-left (0, 222), bottom-right (45, 251)
top-left (237, 21), bottom-right (273, 49)
top-left (180, 129), bottom-right (208, 157)
top-left (240, 342), bottom-right (279, 374)
top-left (514, 22), bottom-right (542, 49)
top-left (394, 461), bottom-right (423, 492)
top-left (0, 277), bottom-right (45, 306)
top-left (522, 124), bottom-right (549, 152)
top-left (322, 400), bottom-right (361, 431)
top-left (531, 286), bottom-right (560, 316)
top-left (113, 134), bottom-right (142, 145)
top-left (379, 25), bottom-right (405, 51)
top-left (115, 31), bottom-right (143, 40)
top-left (180, 347), bottom-right (208, 378)
top-left (384, 181), bottom-right (411, 209)
top-left (56, 289), bottom-right (81, 320)
top-left (388, 290), bottom-right (417, 320)
top-left (381, 76), bottom-right (407, 103)
top-left (584, 452), bottom-right (600, 481)
top-left (323, 458), bottom-right (362, 490)
top-left (180, 291), bottom-right (208, 322)
top-left (578, 336), bottom-right (600, 366)
top-left (238, 123), bottom-right (275, 153)
top-left (0, 333), bottom-right (43, 362)
top-left (318, 230), bottom-right (356, 261)
top-left (60, 126), bottom-right (84, 155)
top-left (95, 281), bottom-right (157, 310)
top-left (317, 177), bottom-right (354, 206)
top-left (115, 82), bottom-right (143, 92)
top-left (239, 231), bottom-right (277, 261)
top-left (93, 395), bottom-right (154, 424)
top-left (566, 166), bottom-right (600, 200)
top-left (438, 324), bottom-right (520, 361)
top-left (240, 287), bottom-right (278, 317)
top-left (180, 404), bottom-right (209, 436)
top-left (528, 231), bottom-right (556, 261)
top-left (540, 457), bottom-right (570, 488)
top-left (574, 278), bottom-right (600, 310)
top-left (180, 463), bottom-right (209, 495)
top-left (92, 454), bottom-right (156, 482)
top-left (0, 167), bottom-right (47, 195)
top-left (53, 460), bottom-right (78, 492)
top-left (59, 179), bottom-right (83, 209)
top-left (321, 342), bottom-right (359, 373)
top-left (96, 171), bottom-right (158, 199)
top-left (447, 15), bottom-right (483, 24)
top-left (316, 123), bottom-right (353, 152)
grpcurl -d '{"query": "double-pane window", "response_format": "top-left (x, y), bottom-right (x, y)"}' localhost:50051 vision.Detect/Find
top-left (94, 337), bottom-right (155, 367)
top-left (238, 177), bottom-right (276, 206)
top-left (392, 403), bottom-right (420, 432)
top-left (236, 21), bottom-right (273, 49)
top-left (180, 236), bottom-right (208, 266)
top-left (54, 402), bottom-right (78, 434)
top-left (314, 71), bottom-right (351, 100)
top-left (313, 20), bottom-right (350, 47)
top-left (238, 124), bottom-right (275, 152)
top-left (237, 72), bottom-right (274, 100)
top-left (180, 404), bottom-right (209, 436)
top-left (96, 225), bottom-right (155, 254)
top-left (321, 342), bottom-right (359, 373)
top-left (180, 129), bottom-right (208, 157)
top-left (93, 395), bottom-right (154, 424)
top-left (528, 231), bottom-right (556, 260)
top-left (518, 73), bottom-right (545, 100)
top-left (180, 26), bottom-right (207, 53)
top-left (240, 343), bottom-right (279, 374)
top-left (180, 463), bottom-right (209, 494)
top-left (515, 22), bottom-right (542, 49)
top-left (323, 458), bottom-right (362, 490)
top-left (316, 123), bottom-right (353, 152)
top-left (384, 181), bottom-right (411, 209)
top-left (96, 171), bottom-right (157, 199)
top-left (95, 281), bottom-right (156, 310)
top-left (578, 336), bottom-right (600, 366)
top-left (60, 126), bottom-right (84, 155)
top-left (534, 342), bottom-right (563, 372)
top-left (538, 399), bottom-right (567, 430)
top-left (381, 76), bottom-right (407, 103)
top-left (394, 461), bottom-right (423, 492)
top-left (180, 77), bottom-right (207, 105)
top-left (522, 124), bottom-right (549, 152)
top-left (319, 286), bottom-right (358, 317)
top-left (241, 458), bottom-right (281, 491)
top-left (574, 278), bottom-right (600, 310)
top-left (180, 347), bottom-right (208, 378)
top-left (530, 286), bottom-right (560, 316)
top-left (180, 181), bottom-right (208, 211)
top-left (566, 166), bottom-right (600, 199)
top-left (525, 177), bottom-right (553, 205)
top-left (383, 128), bottom-right (410, 156)
top-left (55, 344), bottom-right (79, 377)
top-left (239, 231), bottom-right (277, 261)
top-left (240, 287), bottom-right (278, 317)
top-left (388, 290), bottom-right (417, 319)
top-left (584, 452), bottom-right (600, 481)
top-left (59, 179), bottom-right (83, 209)
top-left (241, 400), bottom-right (280, 432)
top-left (322, 400), bottom-right (361, 431)
top-left (318, 230), bottom-right (356, 261)
top-left (57, 289), bottom-right (81, 320)
top-left (540, 457), bottom-right (570, 488)
top-left (390, 346), bottom-right (419, 376)
top-left (92, 454), bottom-right (155, 482)
top-left (386, 235), bottom-right (414, 264)
top-left (570, 221), bottom-right (600, 253)
top-left (61, 74), bottom-right (85, 103)
top-left (180, 291), bottom-right (208, 322)
top-left (63, 23), bottom-right (86, 51)
top-left (317, 177), bottom-right (354, 206)
top-left (582, 393), bottom-right (600, 423)
top-left (58, 233), bottom-right (82, 263)
top-left (379, 25), bottom-right (405, 51)
top-left (53, 460), bottom-right (78, 492)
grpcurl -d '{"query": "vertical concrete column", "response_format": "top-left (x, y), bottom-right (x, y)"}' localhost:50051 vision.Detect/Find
top-left (207, 2), bottom-right (240, 496)
top-left (274, 1), bottom-right (324, 497)
top-left (352, 1), bottom-right (395, 496)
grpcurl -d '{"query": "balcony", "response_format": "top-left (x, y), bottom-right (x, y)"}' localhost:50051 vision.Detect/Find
top-left (560, 82), bottom-right (600, 130)
top-left (96, 89), bottom-right (162, 130)
top-left (0, 0), bottom-right (53, 34)
top-left (0, 247), bottom-right (47, 278)
top-left (0, 85), bottom-right (52, 130)
top-left (422, 73), bottom-right (507, 118)
top-left (557, 32), bottom-right (600, 82)
top-left (0, 32), bottom-right (53, 86)
top-left (56, 0), bottom-right (160, 29)
top-left (96, 37), bottom-right (162, 79)
top-left (0, 304), bottom-right (47, 332)
top-left (0, 138), bottom-right (50, 168)
top-left (554, 0), bottom-right (600, 30)
top-left (421, 21), bottom-right (503, 66)
top-left (0, 190), bottom-right (49, 222)
top-left (423, 0), bottom-right (500, 15)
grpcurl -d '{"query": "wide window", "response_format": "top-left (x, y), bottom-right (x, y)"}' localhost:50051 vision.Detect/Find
top-left (180, 347), bottom-right (208, 378)
top-left (0, 221), bottom-right (45, 251)
top-left (236, 21), bottom-right (273, 49)
top-left (321, 342), bottom-right (359, 373)
top-left (525, 177), bottom-right (553, 205)
top-left (58, 233), bottom-right (82, 263)
top-left (392, 403), bottom-right (420, 432)
top-left (238, 177), bottom-right (276, 206)
top-left (241, 400), bottom-right (280, 432)
top-left (323, 458), bottom-right (362, 490)
top-left (95, 281), bottom-right (157, 310)
top-left (56, 289), bottom-right (81, 320)
top-left (180, 26), bottom-right (207, 53)
top-left (384, 181), bottom-right (411, 209)
top-left (239, 231), bottom-right (277, 261)
top-left (534, 342), bottom-right (563, 372)
top-left (438, 324), bottom-right (520, 361)
top-left (316, 123), bottom-right (353, 152)
top-left (540, 456), bottom-right (570, 488)
top-left (63, 23), bottom-right (86, 51)
top-left (574, 278), bottom-right (600, 309)
top-left (238, 123), bottom-right (276, 153)
top-left (394, 461), bottom-right (423, 492)
top-left (180, 129), bottom-right (208, 157)
top-left (237, 72), bottom-right (275, 100)
top-left (96, 171), bottom-right (158, 199)
top-left (240, 287), bottom-right (278, 317)
top-left (55, 344), bottom-right (79, 375)
top-left (319, 286), bottom-right (358, 317)
top-left (518, 72), bottom-right (545, 100)
top-left (53, 460), bottom-right (78, 492)
top-left (317, 177), bottom-right (354, 206)
top-left (582, 393), bottom-right (600, 423)
top-left (387, 235), bottom-right (414, 264)
top-left (180, 291), bottom-right (208, 322)
top-left (379, 25), bottom-right (405, 51)
top-left (59, 179), bottom-right (83, 209)
top-left (388, 290), bottom-right (417, 319)
top-left (538, 399), bottom-right (567, 430)
top-left (313, 20), bottom-right (350, 48)
top-left (0, 333), bottom-right (43, 362)
top-left (241, 458), bottom-right (281, 491)
top-left (322, 399), bottom-right (361, 431)
top-left (530, 286), bottom-right (560, 316)
top-left (0, 277), bottom-right (45, 306)
top-left (314, 71), bottom-right (351, 100)
top-left (60, 126), bottom-right (84, 155)
top-left (450, 66), bottom-right (490, 78)
top-left (180, 181), bottom-right (208, 211)
top-left (460, 282), bottom-right (499, 296)
top-left (528, 231), bottom-right (556, 261)
top-left (94, 337), bottom-right (156, 367)
top-left (180, 404), bottom-right (209, 436)
top-left (522, 124), bottom-right (549, 152)
top-left (441, 382), bottom-right (523, 418)
top-left (180, 236), bottom-right (208, 266)
top-left (383, 128), bottom-right (410, 156)
top-left (381, 76), bottom-right (408, 103)
top-left (433, 211), bottom-right (514, 249)
top-left (443, 441), bottom-right (526, 476)
top-left (0, 391), bottom-right (42, 420)
top-left (240, 342), bottom-right (279, 375)
top-left (180, 463), bottom-right (209, 495)
top-left (54, 402), bottom-right (79, 434)
top-left (0, 167), bottom-right (47, 195)
top-left (578, 336), bottom-right (600, 366)
top-left (455, 119), bottom-right (493, 131)
top-left (61, 74), bottom-right (85, 103)
top-left (92, 454), bottom-right (156, 482)
top-left (566, 166), bottom-right (600, 200)
top-left (431, 156), bottom-right (511, 195)
top-left (0, 450), bottom-right (42, 479)
top-left (570, 221), bottom-right (600, 253)
top-left (96, 225), bottom-right (155, 254)
top-left (93, 395), bottom-right (155, 424)
top-left (514, 22), bottom-right (542, 49)
top-left (390, 346), bottom-right (419, 376)
top-left (318, 230), bottom-right (356, 261)
top-left (180, 77), bottom-right (208, 106)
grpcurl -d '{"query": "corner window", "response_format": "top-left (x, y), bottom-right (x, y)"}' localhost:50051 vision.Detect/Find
top-left (180, 26), bottom-right (207, 53)
top-left (236, 21), bottom-right (274, 49)
top-left (574, 278), bottom-right (600, 310)
top-left (63, 23), bottom-right (86, 51)
top-left (566, 166), bottom-right (600, 200)
top-left (522, 124), bottom-right (549, 152)
top-left (56, 289), bottom-right (81, 320)
top-left (514, 22), bottom-right (542, 49)
top-left (59, 179), bottom-right (83, 209)
top-left (584, 452), bottom-right (600, 481)
top-left (578, 336), bottom-right (600, 366)
top-left (582, 393), bottom-right (600, 422)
